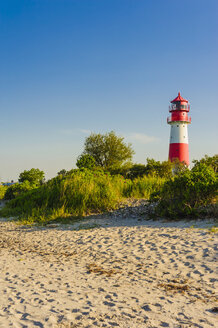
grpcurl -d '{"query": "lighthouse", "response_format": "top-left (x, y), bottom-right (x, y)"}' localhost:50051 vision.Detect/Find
top-left (167, 92), bottom-right (191, 166)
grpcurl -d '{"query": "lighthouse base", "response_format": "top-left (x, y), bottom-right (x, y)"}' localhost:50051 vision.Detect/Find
top-left (169, 143), bottom-right (189, 166)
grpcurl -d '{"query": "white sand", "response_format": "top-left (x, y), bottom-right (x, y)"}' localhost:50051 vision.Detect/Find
top-left (0, 217), bottom-right (217, 328)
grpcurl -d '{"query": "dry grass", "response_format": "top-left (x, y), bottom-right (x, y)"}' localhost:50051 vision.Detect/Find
top-left (158, 282), bottom-right (189, 293)
top-left (0, 235), bottom-right (76, 260)
top-left (158, 279), bottom-right (218, 303)
top-left (87, 263), bottom-right (121, 276)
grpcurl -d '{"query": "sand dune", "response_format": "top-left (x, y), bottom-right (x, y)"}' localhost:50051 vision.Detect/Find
top-left (0, 217), bottom-right (217, 327)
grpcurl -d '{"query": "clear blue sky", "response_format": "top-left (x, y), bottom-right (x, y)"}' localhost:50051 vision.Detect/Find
top-left (0, 0), bottom-right (217, 181)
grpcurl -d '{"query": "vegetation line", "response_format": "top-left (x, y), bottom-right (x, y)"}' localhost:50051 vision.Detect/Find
top-left (0, 131), bottom-right (217, 224)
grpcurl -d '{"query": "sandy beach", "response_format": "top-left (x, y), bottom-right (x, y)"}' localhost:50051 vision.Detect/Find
top-left (0, 215), bottom-right (217, 328)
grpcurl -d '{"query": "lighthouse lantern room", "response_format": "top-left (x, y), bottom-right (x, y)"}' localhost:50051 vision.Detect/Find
top-left (167, 92), bottom-right (191, 166)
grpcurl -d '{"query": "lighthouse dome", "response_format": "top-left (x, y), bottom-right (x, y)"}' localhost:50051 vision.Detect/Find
top-left (171, 92), bottom-right (188, 103)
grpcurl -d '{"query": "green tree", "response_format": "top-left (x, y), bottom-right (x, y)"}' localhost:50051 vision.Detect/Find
top-left (19, 168), bottom-right (45, 185)
top-left (83, 131), bottom-right (134, 169)
top-left (57, 169), bottom-right (67, 176)
top-left (192, 154), bottom-right (218, 173)
top-left (76, 154), bottom-right (96, 169)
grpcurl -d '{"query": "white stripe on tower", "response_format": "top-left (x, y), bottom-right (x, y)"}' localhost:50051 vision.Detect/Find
top-left (169, 122), bottom-right (189, 144)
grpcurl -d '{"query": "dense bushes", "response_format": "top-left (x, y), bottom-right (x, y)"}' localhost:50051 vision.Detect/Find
top-left (152, 163), bottom-right (218, 218)
top-left (1, 154), bottom-right (217, 223)
top-left (0, 169), bottom-right (165, 223)
top-left (109, 158), bottom-right (186, 180)
top-left (126, 164), bottom-right (147, 179)
top-left (4, 181), bottom-right (38, 200)
top-left (192, 154), bottom-right (218, 173)
top-left (4, 168), bottom-right (45, 200)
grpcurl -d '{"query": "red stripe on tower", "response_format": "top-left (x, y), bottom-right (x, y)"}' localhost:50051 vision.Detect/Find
top-left (167, 92), bottom-right (191, 166)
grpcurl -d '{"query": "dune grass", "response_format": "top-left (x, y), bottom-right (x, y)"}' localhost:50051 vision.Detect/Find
top-left (0, 170), bottom-right (164, 224)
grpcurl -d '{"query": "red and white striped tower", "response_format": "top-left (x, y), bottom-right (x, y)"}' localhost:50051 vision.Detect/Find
top-left (167, 92), bottom-right (191, 166)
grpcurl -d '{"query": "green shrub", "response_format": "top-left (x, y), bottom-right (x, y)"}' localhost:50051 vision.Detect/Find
top-left (144, 158), bottom-right (173, 178)
top-left (127, 164), bottom-right (147, 179)
top-left (4, 181), bottom-right (39, 200)
top-left (0, 185), bottom-right (8, 199)
top-left (108, 162), bottom-right (132, 178)
top-left (153, 163), bottom-right (218, 218)
top-left (192, 154), bottom-right (218, 173)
